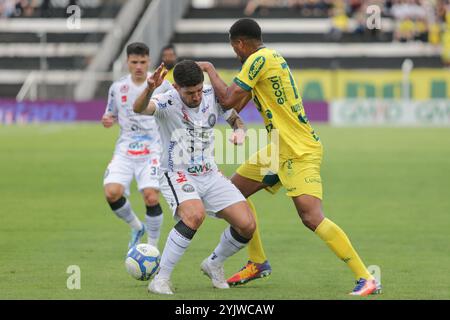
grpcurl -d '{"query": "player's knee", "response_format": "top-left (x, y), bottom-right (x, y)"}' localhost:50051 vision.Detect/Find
top-left (179, 200), bottom-right (206, 227)
top-left (143, 192), bottom-right (159, 207)
top-left (300, 211), bottom-right (323, 231)
top-left (242, 215), bottom-right (256, 238)
top-left (184, 212), bottom-right (205, 229)
top-left (104, 186), bottom-right (123, 203)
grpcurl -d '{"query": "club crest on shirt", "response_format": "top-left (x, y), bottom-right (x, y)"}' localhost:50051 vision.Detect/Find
top-left (208, 114), bottom-right (216, 127)
top-left (182, 184), bottom-right (195, 193)
top-left (120, 84), bottom-right (129, 93)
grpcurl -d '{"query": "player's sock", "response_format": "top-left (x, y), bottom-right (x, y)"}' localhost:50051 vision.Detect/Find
top-left (109, 196), bottom-right (142, 231)
top-left (157, 220), bottom-right (196, 280)
top-left (145, 204), bottom-right (163, 247)
top-left (207, 226), bottom-right (251, 265)
top-left (246, 198), bottom-right (267, 263)
top-left (315, 218), bottom-right (373, 280)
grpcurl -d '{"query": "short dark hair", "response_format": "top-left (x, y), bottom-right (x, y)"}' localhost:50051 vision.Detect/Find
top-left (229, 18), bottom-right (262, 41)
top-left (173, 60), bottom-right (204, 87)
top-left (126, 42), bottom-right (149, 56)
top-left (161, 44), bottom-right (176, 54)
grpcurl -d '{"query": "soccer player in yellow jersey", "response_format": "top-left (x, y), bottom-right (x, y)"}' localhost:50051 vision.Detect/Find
top-left (159, 44), bottom-right (178, 84)
top-left (198, 18), bottom-right (381, 296)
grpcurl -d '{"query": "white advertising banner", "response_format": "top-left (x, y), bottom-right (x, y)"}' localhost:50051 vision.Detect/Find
top-left (331, 99), bottom-right (450, 126)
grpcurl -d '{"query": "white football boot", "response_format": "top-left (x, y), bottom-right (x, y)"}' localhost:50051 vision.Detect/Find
top-left (148, 276), bottom-right (174, 295)
top-left (200, 258), bottom-right (229, 289)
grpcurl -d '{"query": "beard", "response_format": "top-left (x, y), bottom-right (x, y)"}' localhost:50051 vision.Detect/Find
top-left (164, 62), bottom-right (175, 70)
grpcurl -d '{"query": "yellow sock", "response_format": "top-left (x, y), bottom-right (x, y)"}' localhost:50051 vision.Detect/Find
top-left (246, 198), bottom-right (267, 264)
top-left (315, 218), bottom-right (372, 280)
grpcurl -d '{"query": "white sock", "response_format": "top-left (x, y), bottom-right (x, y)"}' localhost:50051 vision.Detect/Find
top-left (157, 221), bottom-right (196, 280)
top-left (208, 227), bottom-right (250, 265)
top-left (146, 214), bottom-right (163, 247)
top-left (145, 204), bottom-right (164, 247)
top-left (111, 197), bottom-right (142, 231)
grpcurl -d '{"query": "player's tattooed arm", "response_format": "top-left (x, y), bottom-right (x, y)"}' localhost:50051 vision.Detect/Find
top-left (197, 61), bottom-right (251, 112)
top-left (227, 109), bottom-right (246, 131)
top-left (133, 63), bottom-right (167, 115)
top-left (227, 109), bottom-right (247, 145)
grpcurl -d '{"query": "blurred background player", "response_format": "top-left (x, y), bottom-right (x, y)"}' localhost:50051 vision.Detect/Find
top-left (199, 18), bottom-right (381, 296)
top-left (102, 42), bottom-right (172, 249)
top-left (134, 60), bottom-right (254, 295)
top-left (159, 44), bottom-right (178, 84)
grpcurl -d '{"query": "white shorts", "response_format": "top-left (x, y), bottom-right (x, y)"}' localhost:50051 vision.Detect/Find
top-left (160, 170), bottom-right (246, 218)
top-left (103, 154), bottom-right (160, 196)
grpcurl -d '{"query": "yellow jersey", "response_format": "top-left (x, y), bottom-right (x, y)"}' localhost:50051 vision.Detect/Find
top-left (163, 67), bottom-right (174, 84)
top-left (234, 47), bottom-right (321, 158)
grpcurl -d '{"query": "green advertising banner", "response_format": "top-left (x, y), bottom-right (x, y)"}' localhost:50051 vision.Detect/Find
top-left (331, 99), bottom-right (450, 126)
top-left (216, 69), bottom-right (450, 101)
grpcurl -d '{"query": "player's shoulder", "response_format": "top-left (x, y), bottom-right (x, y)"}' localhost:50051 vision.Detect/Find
top-left (110, 74), bottom-right (130, 91)
top-left (152, 88), bottom-right (179, 108)
top-left (245, 47), bottom-right (278, 66)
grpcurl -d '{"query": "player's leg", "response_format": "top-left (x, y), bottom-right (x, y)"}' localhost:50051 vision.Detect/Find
top-left (104, 157), bottom-right (144, 248)
top-left (226, 145), bottom-right (282, 286)
top-left (141, 188), bottom-right (163, 248)
top-left (292, 194), bottom-right (379, 296)
top-left (227, 173), bottom-right (273, 285)
top-left (281, 153), bottom-right (379, 296)
top-left (137, 154), bottom-right (164, 248)
top-left (199, 173), bottom-right (256, 289)
top-left (149, 172), bottom-right (204, 295)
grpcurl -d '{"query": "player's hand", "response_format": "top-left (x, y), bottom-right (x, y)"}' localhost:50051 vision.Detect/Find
top-left (101, 114), bottom-right (116, 128)
top-left (147, 63), bottom-right (168, 91)
top-left (229, 128), bottom-right (246, 145)
top-left (196, 61), bottom-right (213, 72)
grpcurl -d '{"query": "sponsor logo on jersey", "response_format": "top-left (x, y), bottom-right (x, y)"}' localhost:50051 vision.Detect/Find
top-left (181, 184), bottom-right (195, 193)
top-left (203, 87), bottom-right (213, 95)
top-left (208, 114), bottom-right (216, 127)
top-left (157, 102), bottom-right (168, 109)
top-left (127, 142), bottom-right (150, 156)
top-left (304, 176), bottom-right (322, 184)
top-left (176, 171), bottom-right (188, 183)
top-left (121, 95), bottom-right (127, 103)
top-left (268, 76), bottom-right (286, 105)
top-left (248, 56), bottom-right (266, 80)
top-left (168, 141), bottom-right (176, 171)
top-left (120, 84), bottom-right (129, 93)
top-left (187, 162), bottom-right (212, 175)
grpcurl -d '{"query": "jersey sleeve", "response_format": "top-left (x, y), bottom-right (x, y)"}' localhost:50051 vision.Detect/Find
top-left (151, 92), bottom-right (175, 119)
top-left (153, 80), bottom-right (173, 96)
top-left (105, 83), bottom-right (118, 116)
top-left (233, 54), bottom-right (267, 92)
top-left (214, 95), bottom-right (233, 121)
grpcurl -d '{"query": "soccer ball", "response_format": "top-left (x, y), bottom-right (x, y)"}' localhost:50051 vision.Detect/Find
top-left (125, 244), bottom-right (160, 281)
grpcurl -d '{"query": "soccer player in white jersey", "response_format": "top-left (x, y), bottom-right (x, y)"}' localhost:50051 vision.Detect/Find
top-left (134, 60), bottom-right (255, 295)
top-left (102, 43), bottom-right (172, 249)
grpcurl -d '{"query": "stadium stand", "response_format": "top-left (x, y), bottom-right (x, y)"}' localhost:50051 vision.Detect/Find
top-left (1, 0), bottom-right (448, 100)
top-left (0, 0), bottom-right (147, 99)
top-left (172, 0), bottom-right (446, 69)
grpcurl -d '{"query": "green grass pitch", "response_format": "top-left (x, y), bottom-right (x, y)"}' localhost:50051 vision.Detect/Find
top-left (1, 123), bottom-right (449, 300)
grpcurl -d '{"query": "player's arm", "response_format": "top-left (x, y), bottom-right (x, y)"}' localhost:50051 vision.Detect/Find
top-left (102, 83), bottom-right (118, 128)
top-left (226, 109), bottom-right (247, 145)
top-left (198, 61), bottom-right (252, 112)
top-left (133, 63), bottom-right (167, 115)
